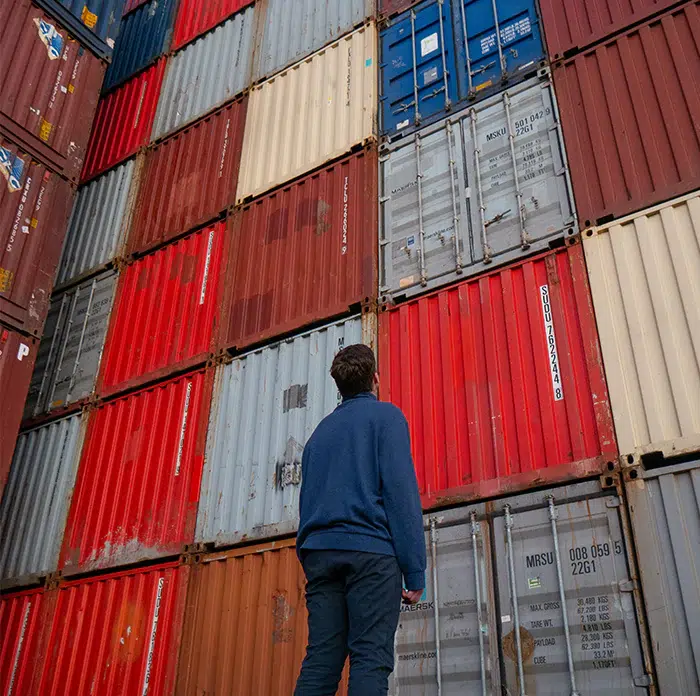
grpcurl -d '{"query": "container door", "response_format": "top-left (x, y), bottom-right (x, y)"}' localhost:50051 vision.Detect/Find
top-left (492, 490), bottom-right (650, 694)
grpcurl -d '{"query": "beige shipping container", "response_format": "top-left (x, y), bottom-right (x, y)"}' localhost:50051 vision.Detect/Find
top-left (236, 23), bottom-right (376, 204)
top-left (583, 191), bottom-right (700, 464)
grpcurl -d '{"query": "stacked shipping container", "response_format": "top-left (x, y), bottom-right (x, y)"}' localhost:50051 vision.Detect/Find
top-left (2, 0), bottom-right (700, 693)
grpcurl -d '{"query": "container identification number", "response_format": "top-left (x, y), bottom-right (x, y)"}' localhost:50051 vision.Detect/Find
top-left (539, 285), bottom-right (563, 400)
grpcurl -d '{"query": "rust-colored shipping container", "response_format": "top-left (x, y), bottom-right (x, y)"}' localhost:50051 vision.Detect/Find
top-left (98, 223), bottom-right (225, 397)
top-left (378, 244), bottom-right (618, 509)
top-left (176, 539), bottom-right (348, 696)
top-left (222, 148), bottom-right (377, 352)
top-left (0, 0), bottom-right (105, 182)
top-left (128, 97), bottom-right (247, 257)
top-left (122, 0), bottom-right (149, 14)
top-left (172, 0), bottom-right (255, 50)
top-left (553, 1), bottom-right (700, 228)
top-left (59, 369), bottom-right (213, 574)
top-left (37, 562), bottom-right (188, 696)
top-left (0, 137), bottom-right (74, 336)
top-left (81, 60), bottom-right (166, 183)
top-left (378, 0), bottom-right (416, 18)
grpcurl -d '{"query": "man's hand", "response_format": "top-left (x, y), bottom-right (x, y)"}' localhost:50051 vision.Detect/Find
top-left (402, 589), bottom-right (423, 605)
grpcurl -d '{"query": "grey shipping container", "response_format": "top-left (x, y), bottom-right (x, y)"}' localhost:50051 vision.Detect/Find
top-left (0, 413), bottom-right (85, 588)
top-left (24, 271), bottom-right (117, 419)
top-left (392, 480), bottom-right (654, 694)
top-left (379, 71), bottom-right (577, 301)
top-left (252, 0), bottom-right (374, 82)
top-left (150, 6), bottom-right (255, 141)
top-left (625, 460), bottom-right (700, 694)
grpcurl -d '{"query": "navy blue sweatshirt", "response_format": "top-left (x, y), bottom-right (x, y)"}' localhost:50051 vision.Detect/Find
top-left (297, 392), bottom-right (426, 591)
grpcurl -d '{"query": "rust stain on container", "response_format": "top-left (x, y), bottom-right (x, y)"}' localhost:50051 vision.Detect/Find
top-left (172, 0), bottom-right (255, 50)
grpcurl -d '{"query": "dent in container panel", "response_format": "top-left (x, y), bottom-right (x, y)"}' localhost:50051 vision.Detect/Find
top-left (172, 0), bottom-right (255, 50)
top-left (59, 369), bottom-right (213, 573)
top-left (553, 1), bottom-right (700, 228)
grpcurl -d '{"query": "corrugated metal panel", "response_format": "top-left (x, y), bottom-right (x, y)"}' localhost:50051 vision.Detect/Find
top-left (130, 98), bottom-right (247, 255)
top-left (0, 0), bottom-right (106, 181)
top-left (582, 191), bottom-right (700, 462)
top-left (172, 0), bottom-right (255, 51)
top-left (53, 0), bottom-right (125, 47)
top-left (151, 8), bottom-right (254, 142)
top-left (81, 60), bottom-right (166, 182)
top-left (380, 0), bottom-right (417, 17)
top-left (236, 23), bottom-right (377, 204)
top-left (0, 414), bottom-right (85, 586)
top-left (59, 370), bottom-right (212, 573)
top-left (223, 148), bottom-right (377, 352)
top-left (253, 0), bottom-right (374, 82)
top-left (56, 158), bottom-right (140, 287)
top-left (553, 2), bottom-right (700, 229)
top-left (0, 136), bottom-right (75, 336)
top-left (37, 563), bottom-right (188, 696)
top-left (379, 74), bottom-right (577, 301)
top-left (378, 245), bottom-right (618, 509)
top-left (197, 316), bottom-right (364, 547)
top-left (175, 539), bottom-right (349, 695)
top-left (626, 460), bottom-right (700, 694)
top-left (99, 224), bottom-right (224, 397)
top-left (103, 0), bottom-right (178, 92)
top-left (123, 0), bottom-right (149, 14)
top-left (25, 271), bottom-right (117, 418)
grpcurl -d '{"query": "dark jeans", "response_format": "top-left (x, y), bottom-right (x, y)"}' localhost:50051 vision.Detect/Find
top-left (294, 550), bottom-right (402, 696)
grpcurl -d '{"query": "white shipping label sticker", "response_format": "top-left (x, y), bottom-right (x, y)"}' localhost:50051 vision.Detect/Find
top-left (528, 577), bottom-right (542, 589)
top-left (501, 614), bottom-right (512, 624)
top-left (423, 66), bottom-right (438, 85)
top-left (420, 32), bottom-right (438, 57)
top-left (397, 119), bottom-right (410, 130)
top-left (540, 285), bottom-right (564, 401)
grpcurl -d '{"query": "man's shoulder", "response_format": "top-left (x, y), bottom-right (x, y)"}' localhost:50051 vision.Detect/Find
top-left (369, 399), bottom-right (408, 426)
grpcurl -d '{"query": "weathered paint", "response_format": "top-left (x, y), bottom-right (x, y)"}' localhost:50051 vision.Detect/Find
top-left (172, 0), bottom-right (255, 50)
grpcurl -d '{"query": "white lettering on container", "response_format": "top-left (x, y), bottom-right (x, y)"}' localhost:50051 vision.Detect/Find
top-left (7, 176), bottom-right (32, 252)
top-left (134, 80), bottom-right (148, 128)
top-left (341, 176), bottom-right (349, 255)
top-left (7, 601), bottom-right (31, 696)
top-left (218, 118), bottom-right (231, 179)
top-left (174, 383), bottom-right (192, 476)
top-left (141, 577), bottom-right (164, 695)
top-left (199, 229), bottom-right (214, 305)
top-left (540, 285), bottom-right (563, 401)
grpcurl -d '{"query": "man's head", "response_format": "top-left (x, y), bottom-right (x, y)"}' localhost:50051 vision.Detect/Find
top-left (330, 344), bottom-right (378, 399)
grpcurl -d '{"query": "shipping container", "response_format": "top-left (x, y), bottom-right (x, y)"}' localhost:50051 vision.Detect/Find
top-left (583, 191), bottom-right (700, 464)
top-left (553, 2), bottom-right (700, 229)
top-left (56, 157), bottom-right (140, 287)
top-left (0, 414), bottom-right (85, 587)
top-left (0, 0), bottom-right (106, 181)
top-left (625, 459), bottom-right (700, 694)
top-left (379, 0), bottom-right (546, 137)
top-left (379, 245), bottom-right (618, 509)
top-left (236, 23), bottom-right (377, 204)
top-left (59, 369), bottom-right (213, 573)
top-left (122, 0), bottom-right (149, 14)
top-left (103, 0), bottom-right (177, 92)
top-left (130, 98), bottom-right (247, 255)
top-left (81, 59), bottom-right (166, 182)
top-left (172, 0), bottom-right (255, 50)
top-left (197, 315), bottom-right (368, 547)
top-left (0, 136), bottom-right (75, 336)
top-left (379, 0), bottom-right (417, 17)
top-left (37, 562), bottom-right (188, 696)
top-left (379, 73), bottom-right (576, 301)
top-left (222, 148), bottom-right (377, 352)
top-left (24, 271), bottom-right (117, 418)
top-left (98, 224), bottom-right (224, 397)
top-left (0, 326), bottom-right (38, 498)
top-left (253, 0), bottom-right (374, 82)
top-left (150, 7), bottom-right (255, 142)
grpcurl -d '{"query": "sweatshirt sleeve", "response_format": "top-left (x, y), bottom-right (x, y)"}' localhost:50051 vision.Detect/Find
top-left (379, 409), bottom-right (427, 591)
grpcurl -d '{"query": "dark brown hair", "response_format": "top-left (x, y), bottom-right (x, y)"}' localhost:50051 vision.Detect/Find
top-left (330, 344), bottom-right (376, 398)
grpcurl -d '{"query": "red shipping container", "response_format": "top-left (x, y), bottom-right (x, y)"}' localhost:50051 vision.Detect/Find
top-left (59, 370), bottom-right (213, 573)
top-left (378, 244), bottom-right (618, 509)
top-left (122, 0), bottom-right (150, 14)
top-left (222, 148), bottom-right (378, 352)
top-left (128, 97), bottom-right (247, 256)
top-left (98, 222), bottom-right (225, 397)
top-left (172, 0), bottom-right (255, 50)
top-left (81, 60), bottom-right (166, 182)
top-left (0, 0), bottom-right (105, 181)
top-left (553, 1), bottom-right (700, 228)
top-left (37, 563), bottom-right (188, 696)
top-left (1, 137), bottom-right (74, 336)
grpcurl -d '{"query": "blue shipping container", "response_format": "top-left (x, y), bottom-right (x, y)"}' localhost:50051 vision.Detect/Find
top-left (102, 0), bottom-right (177, 91)
top-left (380, 0), bottom-right (545, 136)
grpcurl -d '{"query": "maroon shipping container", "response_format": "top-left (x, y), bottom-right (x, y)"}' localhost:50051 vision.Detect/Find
top-left (128, 97), bottom-right (247, 256)
top-left (378, 243), bottom-right (618, 509)
top-left (0, 0), bottom-right (106, 181)
top-left (81, 59), bottom-right (166, 182)
top-left (172, 0), bottom-right (255, 50)
top-left (122, 0), bottom-right (150, 14)
top-left (0, 136), bottom-right (74, 336)
top-left (0, 324), bottom-right (38, 497)
top-left (97, 222), bottom-right (225, 397)
top-left (379, 0), bottom-right (417, 18)
top-left (221, 148), bottom-right (378, 352)
top-left (554, 1), bottom-right (700, 228)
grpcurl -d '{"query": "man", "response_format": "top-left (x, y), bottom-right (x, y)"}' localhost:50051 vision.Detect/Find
top-left (295, 343), bottom-right (426, 696)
